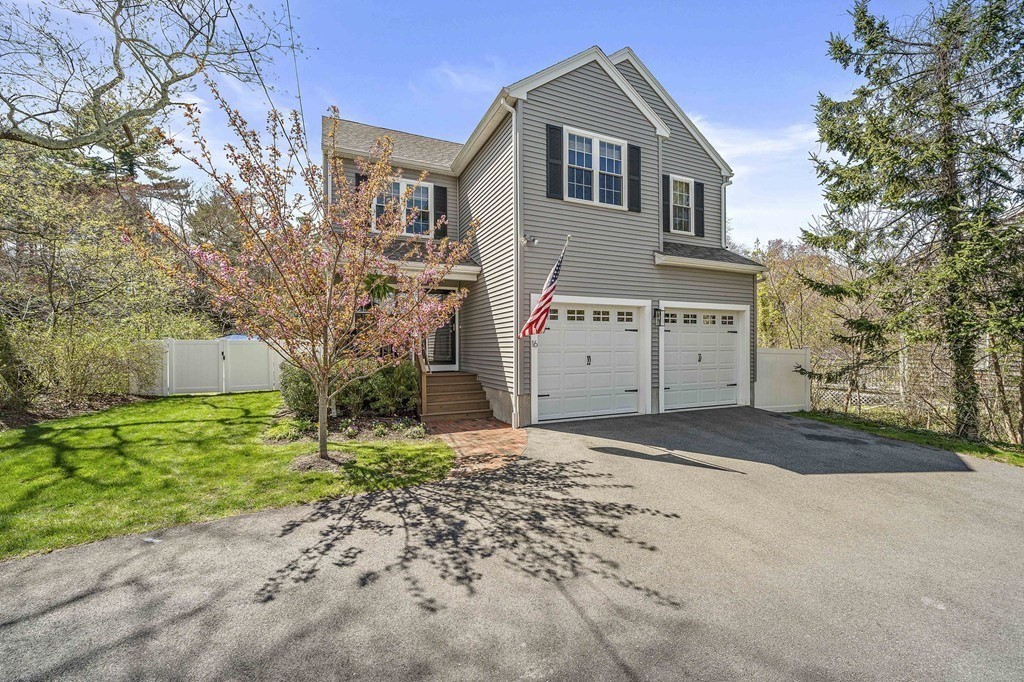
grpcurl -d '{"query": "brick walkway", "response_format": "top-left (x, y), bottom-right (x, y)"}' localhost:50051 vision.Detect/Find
top-left (427, 418), bottom-right (527, 477)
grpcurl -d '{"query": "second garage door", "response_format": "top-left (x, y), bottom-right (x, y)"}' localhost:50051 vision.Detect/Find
top-left (662, 309), bottom-right (739, 410)
top-left (536, 304), bottom-right (642, 421)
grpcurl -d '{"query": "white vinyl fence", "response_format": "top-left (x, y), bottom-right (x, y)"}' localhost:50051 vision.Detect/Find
top-left (139, 339), bottom-right (284, 396)
top-left (755, 348), bottom-right (811, 412)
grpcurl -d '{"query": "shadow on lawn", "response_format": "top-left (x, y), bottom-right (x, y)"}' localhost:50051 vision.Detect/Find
top-left (0, 396), bottom-right (266, 534)
top-left (257, 456), bottom-right (684, 612)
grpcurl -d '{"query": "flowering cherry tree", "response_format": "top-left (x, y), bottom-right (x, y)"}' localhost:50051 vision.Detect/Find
top-left (138, 94), bottom-right (473, 458)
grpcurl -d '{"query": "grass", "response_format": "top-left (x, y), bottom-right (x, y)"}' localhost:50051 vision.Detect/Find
top-left (797, 410), bottom-right (1024, 468)
top-left (0, 392), bottom-right (454, 560)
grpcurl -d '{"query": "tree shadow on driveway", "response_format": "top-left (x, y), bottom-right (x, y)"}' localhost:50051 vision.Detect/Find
top-left (538, 408), bottom-right (974, 475)
top-left (257, 456), bottom-right (684, 613)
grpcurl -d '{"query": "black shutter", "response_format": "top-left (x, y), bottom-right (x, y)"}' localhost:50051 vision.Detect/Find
top-left (433, 185), bottom-right (448, 239)
top-left (546, 124), bottom-right (563, 199)
top-left (627, 145), bottom-right (641, 212)
top-left (661, 174), bottom-right (670, 232)
top-left (694, 182), bottom-right (705, 237)
top-left (354, 173), bottom-right (367, 187)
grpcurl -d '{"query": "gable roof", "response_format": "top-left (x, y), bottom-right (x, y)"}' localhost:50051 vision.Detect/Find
top-left (608, 47), bottom-right (733, 177)
top-left (506, 46), bottom-right (671, 138)
top-left (322, 116), bottom-right (463, 173)
top-left (452, 46), bottom-right (672, 174)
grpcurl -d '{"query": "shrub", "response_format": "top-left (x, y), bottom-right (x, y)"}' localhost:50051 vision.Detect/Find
top-left (404, 424), bottom-right (427, 439)
top-left (264, 417), bottom-right (313, 441)
top-left (343, 425), bottom-right (359, 438)
top-left (371, 422), bottom-right (389, 438)
top-left (11, 321), bottom-right (163, 405)
top-left (279, 363), bottom-right (320, 419)
top-left (365, 361), bottom-right (419, 415)
top-left (279, 360), bottom-right (419, 419)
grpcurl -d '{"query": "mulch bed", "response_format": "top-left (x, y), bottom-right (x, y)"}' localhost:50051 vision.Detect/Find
top-left (290, 452), bottom-right (354, 472)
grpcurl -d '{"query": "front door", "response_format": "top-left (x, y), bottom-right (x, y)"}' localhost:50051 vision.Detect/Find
top-left (426, 312), bottom-right (458, 371)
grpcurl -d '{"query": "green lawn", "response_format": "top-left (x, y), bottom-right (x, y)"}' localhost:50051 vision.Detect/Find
top-left (797, 410), bottom-right (1024, 468)
top-left (0, 392), bottom-right (454, 560)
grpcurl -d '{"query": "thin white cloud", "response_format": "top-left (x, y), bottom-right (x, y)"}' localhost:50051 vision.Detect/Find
top-left (428, 59), bottom-right (507, 95)
top-left (685, 115), bottom-right (825, 244)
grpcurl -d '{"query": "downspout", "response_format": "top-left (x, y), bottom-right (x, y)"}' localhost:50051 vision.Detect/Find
top-left (721, 176), bottom-right (732, 248)
top-left (500, 96), bottom-right (522, 428)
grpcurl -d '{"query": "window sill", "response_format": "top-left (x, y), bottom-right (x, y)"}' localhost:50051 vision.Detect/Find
top-left (562, 196), bottom-right (628, 212)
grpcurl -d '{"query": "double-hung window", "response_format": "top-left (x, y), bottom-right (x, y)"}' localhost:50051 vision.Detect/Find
top-left (565, 128), bottom-right (626, 209)
top-left (374, 179), bottom-right (433, 235)
top-left (670, 175), bottom-right (693, 233)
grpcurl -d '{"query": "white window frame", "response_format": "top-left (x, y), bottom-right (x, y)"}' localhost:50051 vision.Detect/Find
top-left (563, 126), bottom-right (628, 211)
top-left (669, 174), bottom-right (694, 234)
top-left (373, 177), bottom-right (434, 236)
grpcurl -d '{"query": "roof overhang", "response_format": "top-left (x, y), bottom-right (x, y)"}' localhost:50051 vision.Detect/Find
top-left (654, 251), bottom-right (766, 274)
top-left (451, 89), bottom-right (516, 175)
top-left (390, 261), bottom-right (481, 282)
top-left (608, 47), bottom-right (733, 178)
top-left (326, 145), bottom-right (454, 175)
top-left (507, 46), bottom-right (670, 138)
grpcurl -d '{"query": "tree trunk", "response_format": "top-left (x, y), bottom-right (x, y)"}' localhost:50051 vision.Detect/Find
top-left (317, 382), bottom-right (330, 459)
top-left (946, 280), bottom-right (980, 438)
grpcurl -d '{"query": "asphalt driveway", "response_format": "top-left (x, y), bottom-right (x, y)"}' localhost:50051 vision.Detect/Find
top-left (2, 408), bottom-right (1023, 680)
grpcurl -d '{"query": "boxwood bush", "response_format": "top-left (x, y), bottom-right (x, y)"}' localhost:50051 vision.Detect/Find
top-left (279, 361), bottom-right (419, 419)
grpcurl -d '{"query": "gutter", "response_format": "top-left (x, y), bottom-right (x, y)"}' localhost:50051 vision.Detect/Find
top-left (721, 177), bottom-right (732, 248)
top-left (653, 252), bottom-right (766, 274)
top-left (500, 97), bottom-right (523, 428)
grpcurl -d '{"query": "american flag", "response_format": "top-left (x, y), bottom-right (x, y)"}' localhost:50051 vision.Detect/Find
top-left (519, 236), bottom-right (570, 338)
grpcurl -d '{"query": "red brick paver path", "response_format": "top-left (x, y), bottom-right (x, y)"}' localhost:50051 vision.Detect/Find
top-left (427, 418), bottom-right (527, 477)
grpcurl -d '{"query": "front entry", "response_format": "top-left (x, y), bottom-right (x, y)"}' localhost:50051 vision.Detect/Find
top-left (426, 312), bottom-right (458, 371)
top-left (661, 308), bottom-right (738, 410)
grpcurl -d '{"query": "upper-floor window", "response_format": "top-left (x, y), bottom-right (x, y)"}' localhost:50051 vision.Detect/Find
top-left (565, 128), bottom-right (626, 209)
top-left (375, 179), bottom-right (433, 235)
top-left (670, 175), bottom-right (693, 234)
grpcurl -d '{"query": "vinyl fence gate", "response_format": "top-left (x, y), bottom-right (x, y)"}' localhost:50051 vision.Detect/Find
top-left (149, 339), bottom-right (284, 395)
top-left (755, 347), bottom-right (811, 412)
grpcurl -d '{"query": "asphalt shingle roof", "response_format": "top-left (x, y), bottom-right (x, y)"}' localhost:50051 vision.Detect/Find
top-left (322, 117), bottom-right (463, 170)
top-left (658, 242), bottom-right (765, 268)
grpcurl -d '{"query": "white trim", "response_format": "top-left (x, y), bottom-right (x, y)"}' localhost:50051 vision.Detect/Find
top-left (657, 301), bottom-right (752, 412)
top-left (452, 90), bottom-right (514, 175)
top-left (653, 252), bottom-right (767, 274)
top-left (528, 294), bottom-right (652, 425)
top-left (667, 174), bottom-right (694, 234)
top-left (563, 126), bottom-right (628, 211)
top-left (501, 97), bottom-right (523, 428)
top-left (374, 178), bottom-right (434, 236)
top-left (507, 47), bottom-right (671, 138)
top-left (390, 261), bottom-right (481, 281)
top-left (608, 48), bottom-right (733, 177)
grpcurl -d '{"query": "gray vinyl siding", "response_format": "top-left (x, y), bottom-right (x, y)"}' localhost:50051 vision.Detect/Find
top-left (330, 157), bottom-right (460, 234)
top-left (614, 60), bottom-right (724, 248)
top-left (457, 113), bottom-right (515, 394)
top-left (518, 59), bottom-right (754, 399)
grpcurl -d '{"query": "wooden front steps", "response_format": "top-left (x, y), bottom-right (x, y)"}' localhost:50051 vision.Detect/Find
top-left (419, 371), bottom-right (493, 423)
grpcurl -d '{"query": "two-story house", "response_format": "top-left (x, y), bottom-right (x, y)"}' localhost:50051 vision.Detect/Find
top-left (324, 46), bottom-right (765, 427)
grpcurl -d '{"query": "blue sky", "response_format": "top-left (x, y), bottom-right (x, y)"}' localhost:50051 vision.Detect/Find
top-left (187, 0), bottom-right (928, 247)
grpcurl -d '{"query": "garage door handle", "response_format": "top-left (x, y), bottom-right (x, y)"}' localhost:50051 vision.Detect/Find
top-left (625, 328), bottom-right (638, 332)
top-left (698, 353), bottom-right (702, 362)
top-left (727, 383), bottom-right (737, 387)
top-left (624, 389), bottom-right (638, 393)
top-left (586, 355), bottom-right (591, 366)
top-left (538, 394), bottom-right (550, 398)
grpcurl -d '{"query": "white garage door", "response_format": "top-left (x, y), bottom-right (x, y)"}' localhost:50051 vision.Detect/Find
top-left (536, 304), bottom-right (642, 421)
top-left (662, 309), bottom-right (739, 410)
